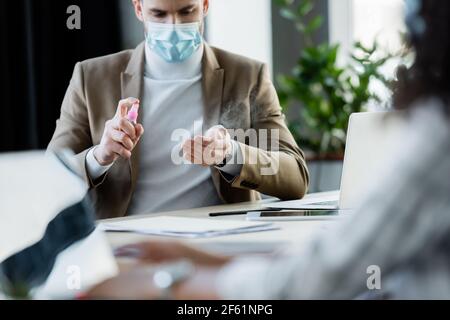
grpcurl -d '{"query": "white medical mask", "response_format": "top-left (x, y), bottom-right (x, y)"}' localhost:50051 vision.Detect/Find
top-left (145, 21), bottom-right (203, 63)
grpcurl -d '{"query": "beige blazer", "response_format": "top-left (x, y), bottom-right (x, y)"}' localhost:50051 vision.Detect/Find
top-left (48, 43), bottom-right (309, 219)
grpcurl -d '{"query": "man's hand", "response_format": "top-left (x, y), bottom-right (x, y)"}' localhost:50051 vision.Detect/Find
top-left (94, 97), bottom-right (145, 166)
top-left (182, 125), bottom-right (233, 167)
top-left (86, 241), bottom-right (229, 299)
top-left (114, 241), bottom-right (232, 267)
top-left (85, 264), bottom-right (222, 300)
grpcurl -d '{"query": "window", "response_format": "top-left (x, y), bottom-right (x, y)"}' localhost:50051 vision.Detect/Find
top-left (329, 0), bottom-right (406, 106)
top-left (329, 0), bottom-right (406, 65)
top-left (353, 0), bottom-right (406, 52)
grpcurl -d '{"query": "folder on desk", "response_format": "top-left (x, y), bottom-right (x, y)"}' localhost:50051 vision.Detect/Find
top-left (99, 216), bottom-right (278, 239)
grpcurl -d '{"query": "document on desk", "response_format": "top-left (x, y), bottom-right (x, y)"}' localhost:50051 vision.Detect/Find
top-left (266, 190), bottom-right (340, 210)
top-left (99, 216), bottom-right (278, 239)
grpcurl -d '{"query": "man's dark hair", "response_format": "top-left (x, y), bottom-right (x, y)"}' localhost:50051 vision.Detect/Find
top-left (394, 0), bottom-right (450, 112)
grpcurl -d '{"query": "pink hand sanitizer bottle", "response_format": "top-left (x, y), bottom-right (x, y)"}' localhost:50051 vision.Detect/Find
top-left (127, 103), bottom-right (139, 125)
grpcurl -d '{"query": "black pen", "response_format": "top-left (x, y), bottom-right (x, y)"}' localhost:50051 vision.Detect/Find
top-left (209, 208), bottom-right (282, 217)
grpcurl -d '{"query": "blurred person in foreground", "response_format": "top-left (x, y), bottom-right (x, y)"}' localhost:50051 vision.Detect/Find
top-left (87, 0), bottom-right (450, 299)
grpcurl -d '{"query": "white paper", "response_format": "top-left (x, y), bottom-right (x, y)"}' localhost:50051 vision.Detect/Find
top-left (266, 190), bottom-right (340, 210)
top-left (100, 216), bottom-right (277, 238)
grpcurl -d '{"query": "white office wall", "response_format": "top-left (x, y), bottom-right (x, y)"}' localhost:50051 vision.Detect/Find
top-left (206, 0), bottom-right (273, 75)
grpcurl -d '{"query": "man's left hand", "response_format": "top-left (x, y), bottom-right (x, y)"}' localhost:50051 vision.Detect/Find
top-left (182, 125), bottom-right (233, 167)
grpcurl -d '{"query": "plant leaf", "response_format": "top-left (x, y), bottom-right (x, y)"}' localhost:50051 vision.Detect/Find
top-left (305, 16), bottom-right (323, 34)
top-left (280, 8), bottom-right (298, 21)
top-left (298, 0), bottom-right (314, 16)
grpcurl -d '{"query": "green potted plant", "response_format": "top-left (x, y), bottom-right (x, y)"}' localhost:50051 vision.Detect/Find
top-left (275, 0), bottom-right (395, 191)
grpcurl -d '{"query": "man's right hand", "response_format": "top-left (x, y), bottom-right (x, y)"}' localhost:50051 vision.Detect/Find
top-left (94, 97), bottom-right (144, 166)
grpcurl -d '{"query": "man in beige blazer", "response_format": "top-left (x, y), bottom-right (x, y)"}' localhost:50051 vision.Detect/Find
top-left (48, 0), bottom-right (309, 219)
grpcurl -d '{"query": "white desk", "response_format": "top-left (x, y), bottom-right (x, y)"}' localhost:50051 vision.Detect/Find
top-left (103, 191), bottom-right (339, 256)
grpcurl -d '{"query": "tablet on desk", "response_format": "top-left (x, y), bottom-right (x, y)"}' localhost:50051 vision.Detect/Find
top-left (246, 210), bottom-right (341, 221)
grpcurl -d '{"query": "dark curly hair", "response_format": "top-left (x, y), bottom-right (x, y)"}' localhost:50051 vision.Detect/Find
top-left (394, 0), bottom-right (450, 111)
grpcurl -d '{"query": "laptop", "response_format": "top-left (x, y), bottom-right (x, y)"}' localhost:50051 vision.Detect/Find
top-left (268, 111), bottom-right (406, 211)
